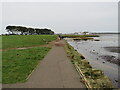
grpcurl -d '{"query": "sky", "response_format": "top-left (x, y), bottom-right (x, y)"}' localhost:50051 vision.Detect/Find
top-left (1, 1), bottom-right (118, 34)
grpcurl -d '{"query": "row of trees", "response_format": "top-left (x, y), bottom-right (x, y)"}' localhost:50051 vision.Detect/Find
top-left (6, 26), bottom-right (55, 35)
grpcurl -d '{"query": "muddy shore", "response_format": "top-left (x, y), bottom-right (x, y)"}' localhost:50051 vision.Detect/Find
top-left (99, 55), bottom-right (120, 66)
top-left (101, 47), bottom-right (120, 66)
top-left (104, 46), bottom-right (120, 53)
top-left (66, 34), bottom-right (119, 88)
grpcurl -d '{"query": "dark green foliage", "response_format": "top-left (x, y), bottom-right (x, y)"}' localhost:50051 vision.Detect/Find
top-left (71, 59), bottom-right (75, 64)
top-left (84, 71), bottom-right (91, 77)
top-left (91, 69), bottom-right (104, 79)
top-left (80, 55), bottom-right (85, 59)
top-left (6, 25), bottom-right (55, 35)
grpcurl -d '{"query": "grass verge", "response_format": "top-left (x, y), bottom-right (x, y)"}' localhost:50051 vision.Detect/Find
top-left (64, 41), bottom-right (114, 88)
top-left (2, 47), bottom-right (51, 84)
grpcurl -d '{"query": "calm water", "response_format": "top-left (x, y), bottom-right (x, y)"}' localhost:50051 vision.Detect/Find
top-left (66, 34), bottom-right (119, 88)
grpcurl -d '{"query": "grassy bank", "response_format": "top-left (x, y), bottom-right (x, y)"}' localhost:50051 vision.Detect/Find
top-left (73, 37), bottom-right (94, 41)
top-left (2, 35), bottom-right (57, 49)
top-left (62, 35), bottom-right (99, 38)
top-left (61, 34), bottom-right (99, 41)
top-left (64, 41), bottom-right (114, 88)
top-left (2, 47), bottom-right (51, 84)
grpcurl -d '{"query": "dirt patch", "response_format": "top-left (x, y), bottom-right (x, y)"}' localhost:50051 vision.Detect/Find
top-left (54, 42), bottom-right (65, 47)
top-left (0, 45), bottom-right (50, 51)
top-left (15, 48), bottom-right (27, 50)
top-left (1, 40), bottom-right (58, 51)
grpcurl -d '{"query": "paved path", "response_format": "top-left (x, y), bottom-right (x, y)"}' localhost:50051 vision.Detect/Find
top-left (3, 40), bottom-right (85, 88)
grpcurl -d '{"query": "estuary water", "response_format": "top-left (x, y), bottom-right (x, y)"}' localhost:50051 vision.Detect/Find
top-left (66, 34), bottom-right (119, 88)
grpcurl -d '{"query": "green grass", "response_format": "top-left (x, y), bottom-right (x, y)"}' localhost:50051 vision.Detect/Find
top-left (0, 36), bottom-right (2, 49)
top-left (2, 47), bottom-right (51, 84)
top-left (2, 35), bottom-right (57, 49)
top-left (0, 36), bottom-right (2, 83)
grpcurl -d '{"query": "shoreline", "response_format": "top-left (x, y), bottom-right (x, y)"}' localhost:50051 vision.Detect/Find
top-left (64, 41), bottom-right (114, 88)
top-left (64, 34), bottom-right (119, 88)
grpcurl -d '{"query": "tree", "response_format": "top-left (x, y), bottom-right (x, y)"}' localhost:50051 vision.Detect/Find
top-left (6, 25), bottom-right (55, 35)
top-left (83, 31), bottom-right (89, 35)
top-left (6, 26), bottom-right (16, 34)
top-left (28, 28), bottom-right (35, 35)
top-left (35, 28), bottom-right (42, 35)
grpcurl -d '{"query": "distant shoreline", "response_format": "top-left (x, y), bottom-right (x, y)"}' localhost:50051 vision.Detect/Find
top-left (0, 32), bottom-right (120, 35)
top-left (92, 33), bottom-right (120, 34)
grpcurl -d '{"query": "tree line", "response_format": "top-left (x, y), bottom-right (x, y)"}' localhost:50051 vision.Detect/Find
top-left (6, 25), bottom-right (55, 35)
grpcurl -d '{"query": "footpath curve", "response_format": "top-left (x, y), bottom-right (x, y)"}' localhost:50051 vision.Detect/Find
top-left (3, 40), bottom-right (85, 88)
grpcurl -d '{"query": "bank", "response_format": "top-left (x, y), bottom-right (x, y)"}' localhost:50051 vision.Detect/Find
top-left (64, 40), bottom-right (114, 88)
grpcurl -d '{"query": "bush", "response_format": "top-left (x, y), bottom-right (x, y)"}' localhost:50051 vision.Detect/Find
top-left (80, 55), bottom-right (85, 59)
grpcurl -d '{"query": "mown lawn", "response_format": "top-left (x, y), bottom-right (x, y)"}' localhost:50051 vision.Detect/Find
top-left (2, 35), bottom-right (57, 49)
top-left (2, 47), bottom-right (51, 84)
top-left (0, 36), bottom-right (2, 83)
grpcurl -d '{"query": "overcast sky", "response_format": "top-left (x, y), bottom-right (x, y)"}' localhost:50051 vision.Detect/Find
top-left (1, 2), bottom-right (118, 34)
